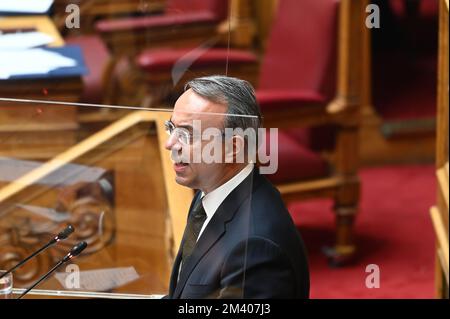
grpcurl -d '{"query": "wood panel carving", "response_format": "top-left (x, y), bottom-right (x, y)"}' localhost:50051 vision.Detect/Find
top-left (0, 176), bottom-right (115, 287)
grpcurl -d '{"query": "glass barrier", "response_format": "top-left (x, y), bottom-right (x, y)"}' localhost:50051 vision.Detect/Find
top-left (0, 100), bottom-right (281, 299)
top-left (0, 0), bottom-right (367, 300)
top-left (0, 103), bottom-right (175, 298)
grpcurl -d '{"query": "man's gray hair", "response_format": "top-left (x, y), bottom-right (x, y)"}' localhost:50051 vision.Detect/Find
top-left (184, 75), bottom-right (262, 132)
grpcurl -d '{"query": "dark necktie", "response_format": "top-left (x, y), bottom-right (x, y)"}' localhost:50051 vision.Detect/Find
top-left (181, 198), bottom-right (207, 266)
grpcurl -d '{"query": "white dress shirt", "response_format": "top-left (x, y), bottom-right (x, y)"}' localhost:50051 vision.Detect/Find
top-left (197, 163), bottom-right (254, 241)
top-left (178, 163), bottom-right (254, 280)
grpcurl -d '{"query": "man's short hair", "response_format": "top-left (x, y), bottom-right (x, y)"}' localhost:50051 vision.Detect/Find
top-left (184, 75), bottom-right (263, 134)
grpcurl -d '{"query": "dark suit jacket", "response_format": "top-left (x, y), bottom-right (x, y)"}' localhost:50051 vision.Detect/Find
top-left (167, 168), bottom-right (310, 299)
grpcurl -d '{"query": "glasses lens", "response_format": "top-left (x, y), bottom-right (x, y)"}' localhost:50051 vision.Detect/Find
top-left (165, 122), bottom-right (190, 144)
top-left (177, 130), bottom-right (190, 144)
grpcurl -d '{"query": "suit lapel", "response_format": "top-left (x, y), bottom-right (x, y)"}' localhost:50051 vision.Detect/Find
top-left (173, 168), bottom-right (263, 298)
top-left (168, 249), bottom-right (182, 297)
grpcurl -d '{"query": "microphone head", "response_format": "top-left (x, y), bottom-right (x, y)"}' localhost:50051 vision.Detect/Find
top-left (57, 224), bottom-right (74, 240)
top-left (69, 241), bottom-right (88, 258)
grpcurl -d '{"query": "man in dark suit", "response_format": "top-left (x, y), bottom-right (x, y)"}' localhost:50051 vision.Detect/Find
top-left (164, 76), bottom-right (309, 298)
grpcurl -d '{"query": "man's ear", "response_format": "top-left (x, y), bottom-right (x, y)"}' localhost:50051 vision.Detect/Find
top-left (224, 135), bottom-right (246, 163)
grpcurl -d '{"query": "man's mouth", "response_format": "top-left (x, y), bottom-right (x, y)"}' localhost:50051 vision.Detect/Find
top-left (173, 161), bottom-right (189, 173)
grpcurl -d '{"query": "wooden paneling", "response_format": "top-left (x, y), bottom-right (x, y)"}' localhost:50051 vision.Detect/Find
top-left (433, 0), bottom-right (449, 298)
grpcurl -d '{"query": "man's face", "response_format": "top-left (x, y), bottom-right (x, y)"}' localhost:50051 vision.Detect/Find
top-left (165, 89), bottom-right (227, 192)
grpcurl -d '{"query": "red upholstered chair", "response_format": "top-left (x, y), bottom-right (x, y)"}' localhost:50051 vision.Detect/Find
top-left (94, 0), bottom-right (253, 106)
top-left (256, 0), bottom-right (359, 266)
top-left (136, 0), bottom-right (361, 265)
top-left (64, 1), bottom-right (230, 106)
top-left (135, 47), bottom-right (259, 106)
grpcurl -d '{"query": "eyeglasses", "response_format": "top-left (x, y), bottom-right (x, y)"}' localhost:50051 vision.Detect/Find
top-left (165, 120), bottom-right (194, 145)
top-left (165, 120), bottom-right (228, 145)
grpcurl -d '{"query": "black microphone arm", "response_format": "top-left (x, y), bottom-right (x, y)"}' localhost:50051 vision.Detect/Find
top-left (17, 241), bottom-right (87, 299)
top-left (0, 224), bottom-right (74, 280)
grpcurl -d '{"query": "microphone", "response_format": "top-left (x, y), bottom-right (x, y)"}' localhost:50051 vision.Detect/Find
top-left (61, 241), bottom-right (87, 263)
top-left (17, 241), bottom-right (87, 299)
top-left (0, 224), bottom-right (74, 280)
top-left (52, 224), bottom-right (75, 243)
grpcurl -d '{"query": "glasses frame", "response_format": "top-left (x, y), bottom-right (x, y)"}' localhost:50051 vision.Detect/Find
top-left (164, 120), bottom-right (229, 145)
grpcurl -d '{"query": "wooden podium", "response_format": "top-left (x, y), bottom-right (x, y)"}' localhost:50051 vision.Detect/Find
top-left (0, 109), bottom-right (193, 296)
top-left (0, 15), bottom-right (193, 297)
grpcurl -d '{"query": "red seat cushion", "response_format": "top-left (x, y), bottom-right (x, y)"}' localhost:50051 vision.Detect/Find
top-left (137, 48), bottom-right (257, 72)
top-left (65, 35), bottom-right (110, 104)
top-left (96, 12), bottom-right (218, 33)
top-left (262, 131), bottom-right (329, 184)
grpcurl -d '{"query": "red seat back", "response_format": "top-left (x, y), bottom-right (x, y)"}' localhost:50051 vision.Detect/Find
top-left (259, 0), bottom-right (339, 100)
top-left (166, 0), bottom-right (229, 20)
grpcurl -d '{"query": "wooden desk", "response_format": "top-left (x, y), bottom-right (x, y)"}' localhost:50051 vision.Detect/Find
top-left (0, 16), bottom-right (82, 159)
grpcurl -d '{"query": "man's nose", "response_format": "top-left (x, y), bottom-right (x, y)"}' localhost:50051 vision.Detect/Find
top-left (164, 133), bottom-right (181, 151)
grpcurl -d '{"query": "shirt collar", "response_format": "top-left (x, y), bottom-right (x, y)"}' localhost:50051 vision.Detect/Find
top-left (201, 163), bottom-right (254, 219)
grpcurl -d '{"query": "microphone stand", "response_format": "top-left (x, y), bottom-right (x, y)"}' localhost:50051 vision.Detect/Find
top-left (17, 241), bottom-right (87, 300)
top-left (0, 224), bottom-right (74, 280)
top-left (17, 261), bottom-right (65, 299)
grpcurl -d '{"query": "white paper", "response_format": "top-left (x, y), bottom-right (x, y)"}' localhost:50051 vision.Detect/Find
top-left (0, 0), bottom-right (54, 14)
top-left (0, 48), bottom-right (76, 79)
top-left (54, 267), bottom-right (140, 291)
top-left (0, 32), bottom-right (54, 50)
top-left (0, 156), bottom-right (106, 185)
